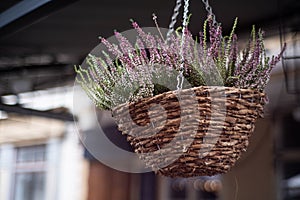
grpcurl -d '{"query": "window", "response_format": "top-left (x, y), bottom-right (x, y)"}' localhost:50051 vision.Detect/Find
top-left (13, 145), bottom-right (46, 200)
top-left (14, 172), bottom-right (45, 200)
top-left (16, 145), bottom-right (46, 163)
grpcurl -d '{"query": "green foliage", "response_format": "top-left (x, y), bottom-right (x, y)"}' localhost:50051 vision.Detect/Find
top-left (75, 16), bottom-right (285, 110)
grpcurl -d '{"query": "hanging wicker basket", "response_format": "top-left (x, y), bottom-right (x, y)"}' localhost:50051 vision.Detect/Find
top-left (112, 86), bottom-right (265, 177)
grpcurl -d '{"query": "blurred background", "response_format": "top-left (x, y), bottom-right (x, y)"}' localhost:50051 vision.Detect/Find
top-left (0, 0), bottom-right (299, 199)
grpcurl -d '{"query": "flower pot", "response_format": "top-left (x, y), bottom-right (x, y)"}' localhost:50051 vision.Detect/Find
top-left (112, 86), bottom-right (265, 177)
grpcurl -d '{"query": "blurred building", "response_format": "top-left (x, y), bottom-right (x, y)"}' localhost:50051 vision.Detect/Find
top-left (0, 113), bottom-right (88, 200)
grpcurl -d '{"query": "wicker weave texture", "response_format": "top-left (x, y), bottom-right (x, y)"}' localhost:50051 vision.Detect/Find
top-left (112, 86), bottom-right (265, 177)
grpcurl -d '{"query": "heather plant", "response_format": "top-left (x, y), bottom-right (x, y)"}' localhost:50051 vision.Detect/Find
top-left (75, 15), bottom-right (285, 110)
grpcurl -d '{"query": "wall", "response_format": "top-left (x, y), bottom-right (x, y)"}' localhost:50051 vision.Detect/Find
top-left (220, 118), bottom-right (276, 200)
top-left (87, 161), bottom-right (133, 200)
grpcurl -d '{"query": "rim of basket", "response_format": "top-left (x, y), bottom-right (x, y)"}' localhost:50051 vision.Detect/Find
top-left (111, 86), bottom-right (266, 111)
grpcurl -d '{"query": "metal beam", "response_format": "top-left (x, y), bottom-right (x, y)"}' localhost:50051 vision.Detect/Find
top-left (0, 63), bottom-right (75, 77)
top-left (0, 103), bottom-right (77, 122)
top-left (0, 63), bottom-right (76, 95)
top-left (0, 0), bottom-right (51, 28)
top-left (0, 0), bottom-right (78, 38)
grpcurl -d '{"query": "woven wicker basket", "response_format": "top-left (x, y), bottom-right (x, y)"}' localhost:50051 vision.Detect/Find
top-left (112, 86), bottom-right (265, 177)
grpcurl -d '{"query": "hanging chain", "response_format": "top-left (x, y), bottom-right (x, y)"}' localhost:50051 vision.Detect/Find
top-left (201, 0), bottom-right (217, 25)
top-left (166, 0), bottom-right (183, 42)
top-left (166, 0), bottom-right (217, 90)
top-left (167, 0), bottom-right (217, 40)
top-left (176, 0), bottom-right (190, 90)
